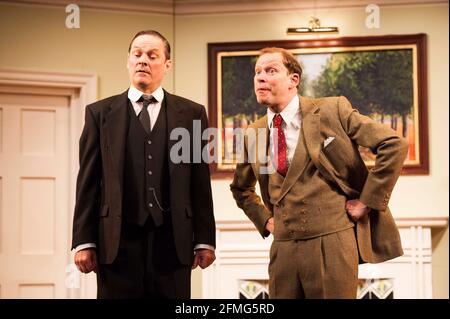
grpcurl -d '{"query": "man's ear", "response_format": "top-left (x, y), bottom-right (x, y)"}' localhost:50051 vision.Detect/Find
top-left (165, 59), bottom-right (172, 72)
top-left (290, 73), bottom-right (300, 88)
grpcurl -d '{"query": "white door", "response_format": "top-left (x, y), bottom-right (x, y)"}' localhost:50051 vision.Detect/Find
top-left (0, 87), bottom-right (70, 298)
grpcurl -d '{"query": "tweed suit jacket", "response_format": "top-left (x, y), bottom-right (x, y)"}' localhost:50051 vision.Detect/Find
top-left (230, 95), bottom-right (408, 263)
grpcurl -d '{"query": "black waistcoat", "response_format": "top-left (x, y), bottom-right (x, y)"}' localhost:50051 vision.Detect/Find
top-left (122, 99), bottom-right (170, 226)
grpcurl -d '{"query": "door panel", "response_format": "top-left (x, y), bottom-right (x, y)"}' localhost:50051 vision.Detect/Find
top-left (0, 92), bottom-right (70, 298)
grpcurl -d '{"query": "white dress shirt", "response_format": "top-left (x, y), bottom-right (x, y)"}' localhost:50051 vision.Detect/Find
top-left (74, 86), bottom-right (214, 253)
top-left (128, 85), bottom-right (164, 130)
top-left (267, 95), bottom-right (302, 167)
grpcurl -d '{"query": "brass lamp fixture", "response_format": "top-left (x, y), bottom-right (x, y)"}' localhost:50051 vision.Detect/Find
top-left (287, 16), bottom-right (339, 34)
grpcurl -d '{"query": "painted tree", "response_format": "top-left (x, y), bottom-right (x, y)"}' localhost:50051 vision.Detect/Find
top-left (222, 56), bottom-right (262, 124)
top-left (312, 49), bottom-right (413, 137)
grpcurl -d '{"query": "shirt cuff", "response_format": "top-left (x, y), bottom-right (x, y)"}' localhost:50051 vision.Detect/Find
top-left (74, 243), bottom-right (96, 253)
top-left (194, 244), bottom-right (215, 251)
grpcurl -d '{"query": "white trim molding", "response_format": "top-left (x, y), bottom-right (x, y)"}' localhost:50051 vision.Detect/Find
top-left (0, 0), bottom-right (174, 15)
top-left (1, 0), bottom-right (447, 15)
top-left (174, 0), bottom-right (448, 15)
top-left (204, 217), bottom-right (448, 299)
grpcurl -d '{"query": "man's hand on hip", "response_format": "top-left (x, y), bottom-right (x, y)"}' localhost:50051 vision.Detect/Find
top-left (75, 248), bottom-right (98, 274)
top-left (192, 249), bottom-right (216, 269)
top-left (265, 217), bottom-right (274, 234)
top-left (346, 199), bottom-right (371, 222)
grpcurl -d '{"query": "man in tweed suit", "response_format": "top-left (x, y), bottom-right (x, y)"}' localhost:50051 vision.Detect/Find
top-left (230, 47), bottom-right (408, 298)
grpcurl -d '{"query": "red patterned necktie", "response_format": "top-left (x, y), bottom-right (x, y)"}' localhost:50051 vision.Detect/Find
top-left (273, 114), bottom-right (287, 176)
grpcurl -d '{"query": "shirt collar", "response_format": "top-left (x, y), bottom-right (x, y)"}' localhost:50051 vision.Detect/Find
top-left (128, 85), bottom-right (164, 103)
top-left (267, 95), bottom-right (300, 128)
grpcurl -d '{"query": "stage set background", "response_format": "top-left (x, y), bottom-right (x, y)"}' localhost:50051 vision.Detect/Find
top-left (0, 0), bottom-right (447, 298)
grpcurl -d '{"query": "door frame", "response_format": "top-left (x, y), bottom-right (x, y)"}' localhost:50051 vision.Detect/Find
top-left (0, 69), bottom-right (97, 298)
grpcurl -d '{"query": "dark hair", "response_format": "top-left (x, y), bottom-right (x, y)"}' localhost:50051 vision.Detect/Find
top-left (128, 30), bottom-right (171, 60)
top-left (259, 47), bottom-right (302, 87)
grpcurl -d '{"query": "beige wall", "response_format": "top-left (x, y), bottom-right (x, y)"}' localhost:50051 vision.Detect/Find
top-left (1, 2), bottom-right (447, 298)
top-left (0, 3), bottom-right (174, 98)
top-left (432, 226), bottom-right (449, 298)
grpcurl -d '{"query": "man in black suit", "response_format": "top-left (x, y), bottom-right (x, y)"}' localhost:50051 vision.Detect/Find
top-left (72, 30), bottom-right (216, 298)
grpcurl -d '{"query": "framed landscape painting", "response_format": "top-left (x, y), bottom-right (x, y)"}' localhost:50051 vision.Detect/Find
top-left (208, 34), bottom-right (428, 178)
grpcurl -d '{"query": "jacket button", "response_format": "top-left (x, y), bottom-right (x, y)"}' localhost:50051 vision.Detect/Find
top-left (149, 203), bottom-right (153, 208)
top-left (147, 140), bottom-right (152, 145)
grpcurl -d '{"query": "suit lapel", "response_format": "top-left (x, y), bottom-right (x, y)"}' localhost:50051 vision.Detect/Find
top-left (253, 116), bottom-right (270, 192)
top-left (247, 116), bottom-right (270, 203)
top-left (163, 90), bottom-right (184, 175)
top-left (300, 96), bottom-right (321, 170)
top-left (250, 116), bottom-right (269, 180)
top-left (104, 90), bottom-right (129, 193)
top-left (300, 96), bottom-right (360, 199)
top-left (276, 129), bottom-right (309, 202)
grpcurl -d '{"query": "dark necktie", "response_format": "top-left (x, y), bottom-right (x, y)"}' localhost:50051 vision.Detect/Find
top-left (138, 94), bottom-right (156, 134)
top-left (273, 114), bottom-right (288, 176)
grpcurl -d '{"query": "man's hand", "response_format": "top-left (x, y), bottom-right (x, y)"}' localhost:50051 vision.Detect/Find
top-left (192, 249), bottom-right (216, 269)
top-left (346, 199), bottom-right (371, 222)
top-left (74, 248), bottom-right (98, 274)
top-left (265, 217), bottom-right (274, 234)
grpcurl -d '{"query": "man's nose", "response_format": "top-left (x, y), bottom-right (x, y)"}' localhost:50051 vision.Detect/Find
top-left (255, 73), bottom-right (266, 82)
top-left (137, 61), bottom-right (148, 69)
top-left (137, 54), bottom-right (149, 64)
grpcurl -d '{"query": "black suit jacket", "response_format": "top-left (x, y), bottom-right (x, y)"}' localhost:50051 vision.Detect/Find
top-left (71, 89), bottom-right (215, 265)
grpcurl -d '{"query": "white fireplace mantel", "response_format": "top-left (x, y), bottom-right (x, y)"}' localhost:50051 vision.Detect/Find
top-left (202, 217), bottom-right (448, 299)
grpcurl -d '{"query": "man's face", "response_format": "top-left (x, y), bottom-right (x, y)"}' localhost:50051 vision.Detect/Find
top-left (127, 34), bottom-right (171, 93)
top-left (254, 52), bottom-right (299, 110)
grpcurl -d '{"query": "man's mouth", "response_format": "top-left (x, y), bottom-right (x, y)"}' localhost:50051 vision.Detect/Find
top-left (136, 70), bottom-right (150, 74)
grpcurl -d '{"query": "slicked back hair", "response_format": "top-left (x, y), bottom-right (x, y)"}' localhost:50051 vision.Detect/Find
top-left (128, 30), bottom-right (171, 60)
